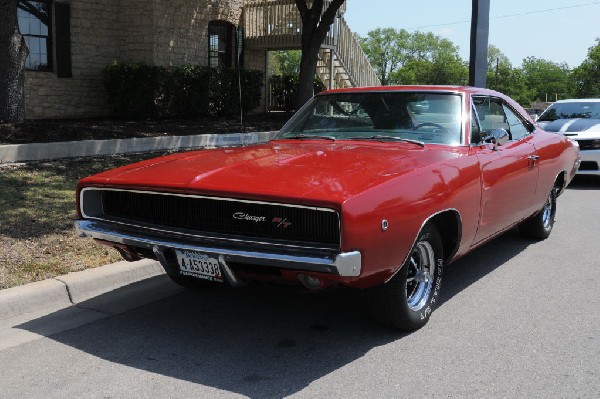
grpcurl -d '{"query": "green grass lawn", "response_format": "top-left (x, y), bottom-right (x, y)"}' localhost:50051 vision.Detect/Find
top-left (0, 152), bottom-right (171, 289)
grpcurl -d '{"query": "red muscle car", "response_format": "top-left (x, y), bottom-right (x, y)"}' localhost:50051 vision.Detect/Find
top-left (75, 86), bottom-right (580, 330)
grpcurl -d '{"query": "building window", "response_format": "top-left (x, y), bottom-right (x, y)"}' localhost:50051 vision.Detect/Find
top-left (18, 0), bottom-right (52, 71)
top-left (208, 21), bottom-right (235, 68)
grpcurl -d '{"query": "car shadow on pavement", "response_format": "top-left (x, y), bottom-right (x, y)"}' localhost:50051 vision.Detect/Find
top-left (437, 228), bottom-right (531, 307)
top-left (14, 230), bottom-right (531, 398)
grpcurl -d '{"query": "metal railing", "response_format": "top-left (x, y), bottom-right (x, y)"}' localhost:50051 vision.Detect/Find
top-left (243, 0), bottom-right (379, 88)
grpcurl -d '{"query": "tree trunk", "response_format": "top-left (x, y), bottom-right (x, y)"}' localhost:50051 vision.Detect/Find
top-left (295, 0), bottom-right (345, 109)
top-left (0, 0), bottom-right (29, 122)
top-left (296, 43), bottom-right (319, 109)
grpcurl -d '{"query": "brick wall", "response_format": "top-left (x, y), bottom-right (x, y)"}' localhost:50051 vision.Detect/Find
top-left (25, 0), bottom-right (121, 118)
top-left (24, 0), bottom-right (266, 119)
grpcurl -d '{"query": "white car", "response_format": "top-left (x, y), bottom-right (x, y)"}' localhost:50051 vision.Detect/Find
top-left (537, 99), bottom-right (600, 176)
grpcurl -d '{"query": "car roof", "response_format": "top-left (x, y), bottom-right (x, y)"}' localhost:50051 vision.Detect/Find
top-left (552, 98), bottom-right (600, 104)
top-left (320, 85), bottom-right (499, 96)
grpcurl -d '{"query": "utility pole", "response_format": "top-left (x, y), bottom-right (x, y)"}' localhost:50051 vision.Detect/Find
top-left (469, 0), bottom-right (490, 87)
top-left (495, 57), bottom-right (499, 87)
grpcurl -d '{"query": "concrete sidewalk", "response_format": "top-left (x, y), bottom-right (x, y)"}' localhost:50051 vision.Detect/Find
top-left (0, 259), bottom-right (184, 350)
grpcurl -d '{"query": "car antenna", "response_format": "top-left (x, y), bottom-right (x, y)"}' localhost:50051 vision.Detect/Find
top-left (237, 26), bottom-right (244, 132)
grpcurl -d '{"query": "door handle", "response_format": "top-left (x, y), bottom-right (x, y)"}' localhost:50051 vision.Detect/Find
top-left (527, 155), bottom-right (540, 167)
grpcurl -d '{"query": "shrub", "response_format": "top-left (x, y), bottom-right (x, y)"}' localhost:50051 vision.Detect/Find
top-left (102, 62), bottom-right (263, 118)
top-left (103, 62), bottom-right (163, 118)
top-left (163, 65), bottom-right (211, 117)
top-left (269, 74), bottom-right (325, 112)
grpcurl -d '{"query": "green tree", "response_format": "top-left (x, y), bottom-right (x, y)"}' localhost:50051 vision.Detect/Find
top-left (358, 28), bottom-right (409, 85)
top-left (268, 50), bottom-right (302, 76)
top-left (521, 56), bottom-right (571, 102)
top-left (360, 28), bottom-right (467, 86)
top-left (570, 38), bottom-right (600, 98)
top-left (485, 45), bottom-right (532, 104)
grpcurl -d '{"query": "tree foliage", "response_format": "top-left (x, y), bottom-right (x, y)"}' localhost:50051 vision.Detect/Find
top-left (360, 27), bottom-right (600, 106)
top-left (521, 56), bottom-right (571, 103)
top-left (359, 28), bottom-right (467, 86)
top-left (570, 38), bottom-right (600, 98)
top-left (268, 50), bottom-right (302, 76)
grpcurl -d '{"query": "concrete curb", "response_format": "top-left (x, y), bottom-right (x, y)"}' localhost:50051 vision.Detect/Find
top-left (0, 130), bottom-right (277, 332)
top-left (0, 259), bottom-right (165, 326)
top-left (0, 130), bottom-right (278, 164)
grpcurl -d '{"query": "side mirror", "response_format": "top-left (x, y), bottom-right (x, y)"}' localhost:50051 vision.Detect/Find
top-left (482, 128), bottom-right (509, 150)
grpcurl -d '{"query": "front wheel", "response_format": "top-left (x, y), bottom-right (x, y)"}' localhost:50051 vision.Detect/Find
top-left (367, 224), bottom-right (444, 331)
top-left (519, 188), bottom-right (557, 240)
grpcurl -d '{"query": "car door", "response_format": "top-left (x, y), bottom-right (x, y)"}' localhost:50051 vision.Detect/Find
top-left (471, 96), bottom-right (540, 245)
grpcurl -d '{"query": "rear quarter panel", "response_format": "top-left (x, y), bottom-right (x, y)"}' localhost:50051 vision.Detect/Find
top-left (531, 129), bottom-right (580, 206)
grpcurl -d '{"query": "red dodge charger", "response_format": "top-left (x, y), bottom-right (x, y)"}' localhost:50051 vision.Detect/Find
top-left (76, 86), bottom-right (580, 330)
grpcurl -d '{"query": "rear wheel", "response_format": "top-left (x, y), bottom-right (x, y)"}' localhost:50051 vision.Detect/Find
top-left (519, 188), bottom-right (557, 240)
top-left (367, 224), bottom-right (444, 331)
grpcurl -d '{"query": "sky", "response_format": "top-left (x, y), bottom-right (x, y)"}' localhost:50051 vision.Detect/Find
top-left (344, 0), bottom-right (600, 68)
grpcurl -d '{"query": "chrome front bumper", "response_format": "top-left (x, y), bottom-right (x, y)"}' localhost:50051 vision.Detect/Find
top-left (75, 220), bottom-right (362, 277)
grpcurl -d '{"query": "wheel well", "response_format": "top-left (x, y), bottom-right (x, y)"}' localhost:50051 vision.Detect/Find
top-left (428, 210), bottom-right (461, 263)
top-left (554, 171), bottom-right (566, 196)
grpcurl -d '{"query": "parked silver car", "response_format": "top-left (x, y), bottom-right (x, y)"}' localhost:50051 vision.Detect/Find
top-left (537, 99), bottom-right (600, 176)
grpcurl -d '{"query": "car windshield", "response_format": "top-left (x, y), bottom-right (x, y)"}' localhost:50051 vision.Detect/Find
top-left (277, 91), bottom-right (463, 145)
top-left (538, 102), bottom-right (600, 121)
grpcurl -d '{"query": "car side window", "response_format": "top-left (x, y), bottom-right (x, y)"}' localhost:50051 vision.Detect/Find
top-left (502, 104), bottom-right (531, 140)
top-left (473, 96), bottom-right (531, 141)
top-left (473, 96), bottom-right (509, 134)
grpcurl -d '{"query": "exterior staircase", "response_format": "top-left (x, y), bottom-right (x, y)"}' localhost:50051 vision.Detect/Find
top-left (243, 0), bottom-right (380, 90)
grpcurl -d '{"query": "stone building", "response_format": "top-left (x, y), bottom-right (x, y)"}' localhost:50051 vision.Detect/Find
top-left (19, 0), bottom-right (378, 119)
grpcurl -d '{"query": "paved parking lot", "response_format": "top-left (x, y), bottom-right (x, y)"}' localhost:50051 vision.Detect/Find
top-left (0, 176), bottom-right (598, 398)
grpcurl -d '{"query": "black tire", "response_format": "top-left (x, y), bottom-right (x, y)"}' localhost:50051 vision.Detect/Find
top-left (519, 188), bottom-right (557, 240)
top-left (367, 223), bottom-right (444, 331)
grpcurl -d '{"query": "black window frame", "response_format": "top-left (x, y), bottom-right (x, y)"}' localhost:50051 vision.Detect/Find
top-left (18, 0), bottom-right (53, 72)
top-left (208, 21), bottom-right (235, 68)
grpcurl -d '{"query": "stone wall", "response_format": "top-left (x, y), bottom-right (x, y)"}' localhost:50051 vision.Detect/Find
top-left (24, 0), bottom-right (266, 119)
top-left (25, 0), bottom-right (121, 118)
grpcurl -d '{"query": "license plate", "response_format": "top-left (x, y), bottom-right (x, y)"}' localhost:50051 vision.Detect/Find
top-left (174, 249), bottom-right (224, 283)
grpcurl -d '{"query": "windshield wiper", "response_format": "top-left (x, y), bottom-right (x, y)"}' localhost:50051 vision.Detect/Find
top-left (351, 135), bottom-right (425, 147)
top-left (284, 134), bottom-right (337, 141)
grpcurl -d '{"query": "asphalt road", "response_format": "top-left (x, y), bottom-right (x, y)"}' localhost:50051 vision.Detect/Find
top-left (1, 176), bottom-right (598, 398)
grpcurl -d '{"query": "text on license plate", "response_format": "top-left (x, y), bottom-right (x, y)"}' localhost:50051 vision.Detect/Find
top-left (174, 249), bottom-right (223, 283)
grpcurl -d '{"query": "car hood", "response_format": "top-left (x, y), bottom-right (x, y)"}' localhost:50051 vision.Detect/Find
top-left (82, 141), bottom-right (462, 205)
top-left (538, 118), bottom-right (600, 138)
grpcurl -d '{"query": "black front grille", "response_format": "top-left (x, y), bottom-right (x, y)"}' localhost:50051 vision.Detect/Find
top-left (101, 190), bottom-right (340, 246)
top-left (576, 139), bottom-right (600, 150)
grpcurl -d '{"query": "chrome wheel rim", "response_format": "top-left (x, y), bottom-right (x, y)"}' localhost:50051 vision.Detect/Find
top-left (406, 241), bottom-right (435, 311)
top-left (541, 193), bottom-right (554, 230)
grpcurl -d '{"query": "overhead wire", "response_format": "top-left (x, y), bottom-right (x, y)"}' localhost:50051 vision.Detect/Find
top-left (407, 1), bottom-right (600, 30)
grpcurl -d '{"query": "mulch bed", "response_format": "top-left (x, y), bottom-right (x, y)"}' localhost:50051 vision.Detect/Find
top-left (0, 113), bottom-right (291, 145)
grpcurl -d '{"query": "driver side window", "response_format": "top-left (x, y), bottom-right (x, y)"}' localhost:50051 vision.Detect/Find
top-left (473, 96), bottom-right (531, 141)
top-left (502, 104), bottom-right (530, 140)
